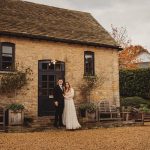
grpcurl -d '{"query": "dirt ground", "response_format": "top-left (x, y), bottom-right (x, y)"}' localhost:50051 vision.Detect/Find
top-left (0, 126), bottom-right (150, 150)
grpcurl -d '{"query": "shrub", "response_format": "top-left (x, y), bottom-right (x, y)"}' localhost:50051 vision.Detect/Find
top-left (139, 104), bottom-right (150, 113)
top-left (86, 103), bottom-right (97, 113)
top-left (7, 103), bottom-right (25, 111)
top-left (79, 102), bottom-right (97, 113)
top-left (79, 103), bottom-right (87, 111)
top-left (121, 96), bottom-right (150, 108)
top-left (120, 68), bottom-right (150, 98)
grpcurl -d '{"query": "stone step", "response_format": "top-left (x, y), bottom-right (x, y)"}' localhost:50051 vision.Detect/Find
top-left (29, 117), bottom-right (55, 128)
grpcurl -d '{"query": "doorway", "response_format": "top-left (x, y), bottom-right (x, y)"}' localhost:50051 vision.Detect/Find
top-left (38, 60), bottom-right (65, 116)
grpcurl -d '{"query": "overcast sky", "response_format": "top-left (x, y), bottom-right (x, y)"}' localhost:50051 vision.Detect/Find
top-left (25, 0), bottom-right (150, 49)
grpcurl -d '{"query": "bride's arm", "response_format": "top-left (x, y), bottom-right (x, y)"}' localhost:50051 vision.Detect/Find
top-left (64, 88), bottom-right (74, 99)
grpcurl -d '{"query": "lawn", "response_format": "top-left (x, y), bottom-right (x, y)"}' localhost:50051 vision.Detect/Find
top-left (0, 126), bottom-right (150, 150)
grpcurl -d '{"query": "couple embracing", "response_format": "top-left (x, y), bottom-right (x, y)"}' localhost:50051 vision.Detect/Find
top-left (53, 78), bottom-right (81, 130)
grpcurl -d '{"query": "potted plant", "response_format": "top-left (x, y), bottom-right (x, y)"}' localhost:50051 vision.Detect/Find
top-left (86, 102), bottom-right (97, 113)
top-left (6, 103), bottom-right (25, 126)
top-left (79, 103), bottom-right (87, 117)
top-left (86, 102), bottom-right (97, 121)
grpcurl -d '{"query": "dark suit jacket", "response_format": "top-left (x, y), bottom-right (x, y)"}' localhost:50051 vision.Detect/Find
top-left (53, 85), bottom-right (64, 106)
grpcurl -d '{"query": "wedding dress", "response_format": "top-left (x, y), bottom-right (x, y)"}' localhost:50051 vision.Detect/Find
top-left (63, 88), bottom-right (81, 129)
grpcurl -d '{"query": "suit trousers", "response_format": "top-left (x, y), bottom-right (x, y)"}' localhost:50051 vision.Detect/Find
top-left (54, 104), bottom-right (64, 126)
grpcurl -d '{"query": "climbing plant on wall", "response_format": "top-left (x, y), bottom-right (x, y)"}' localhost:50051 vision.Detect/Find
top-left (0, 63), bottom-right (33, 95)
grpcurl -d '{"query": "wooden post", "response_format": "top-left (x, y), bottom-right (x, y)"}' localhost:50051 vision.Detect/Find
top-left (141, 112), bottom-right (144, 124)
top-left (126, 112), bottom-right (129, 121)
top-left (96, 109), bottom-right (99, 121)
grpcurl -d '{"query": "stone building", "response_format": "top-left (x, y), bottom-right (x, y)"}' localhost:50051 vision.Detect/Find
top-left (0, 0), bottom-right (120, 118)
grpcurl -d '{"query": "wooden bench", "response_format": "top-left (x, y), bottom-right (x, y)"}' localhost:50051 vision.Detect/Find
top-left (97, 100), bottom-right (120, 121)
top-left (143, 113), bottom-right (150, 122)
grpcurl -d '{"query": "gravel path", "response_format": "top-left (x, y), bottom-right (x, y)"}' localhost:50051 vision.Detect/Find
top-left (0, 126), bottom-right (150, 150)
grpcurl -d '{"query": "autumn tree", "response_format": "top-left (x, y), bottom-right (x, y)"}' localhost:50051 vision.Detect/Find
top-left (119, 45), bottom-right (148, 69)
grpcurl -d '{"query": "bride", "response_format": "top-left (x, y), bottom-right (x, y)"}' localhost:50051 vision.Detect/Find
top-left (63, 82), bottom-right (81, 130)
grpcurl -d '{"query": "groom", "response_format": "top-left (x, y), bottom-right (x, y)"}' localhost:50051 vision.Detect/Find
top-left (53, 78), bottom-right (65, 128)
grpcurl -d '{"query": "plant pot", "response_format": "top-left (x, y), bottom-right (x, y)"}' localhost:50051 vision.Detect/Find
top-left (80, 109), bottom-right (86, 117)
top-left (8, 109), bottom-right (24, 126)
top-left (87, 111), bottom-right (96, 121)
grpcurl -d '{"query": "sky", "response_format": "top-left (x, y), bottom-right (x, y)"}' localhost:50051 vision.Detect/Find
top-left (25, 0), bottom-right (150, 50)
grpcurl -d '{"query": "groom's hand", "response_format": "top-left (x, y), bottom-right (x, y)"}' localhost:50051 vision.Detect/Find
top-left (54, 101), bottom-right (58, 106)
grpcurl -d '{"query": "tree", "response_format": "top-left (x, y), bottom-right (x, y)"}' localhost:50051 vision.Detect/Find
top-left (110, 24), bottom-right (131, 48)
top-left (119, 45), bottom-right (148, 69)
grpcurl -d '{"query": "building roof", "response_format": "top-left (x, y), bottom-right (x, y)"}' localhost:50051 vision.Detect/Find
top-left (0, 0), bottom-right (120, 49)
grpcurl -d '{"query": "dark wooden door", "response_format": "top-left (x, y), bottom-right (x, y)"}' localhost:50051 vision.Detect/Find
top-left (38, 60), bottom-right (65, 116)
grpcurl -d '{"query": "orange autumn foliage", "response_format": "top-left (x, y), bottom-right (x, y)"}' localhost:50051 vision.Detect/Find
top-left (119, 45), bottom-right (148, 69)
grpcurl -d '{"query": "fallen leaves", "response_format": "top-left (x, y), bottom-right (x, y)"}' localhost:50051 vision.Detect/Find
top-left (0, 126), bottom-right (150, 150)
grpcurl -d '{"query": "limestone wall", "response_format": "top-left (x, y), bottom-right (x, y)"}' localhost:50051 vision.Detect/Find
top-left (0, 36), bottom-right (120, 117)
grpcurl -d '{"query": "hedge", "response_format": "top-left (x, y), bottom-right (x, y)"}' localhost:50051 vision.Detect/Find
top-left (120, 96), bottom-right (150, 108)
top-left (119, 68), bottom-right (150, 98)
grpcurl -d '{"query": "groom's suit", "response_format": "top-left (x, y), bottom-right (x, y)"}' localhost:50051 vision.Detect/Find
top-left (53, 85), bottom-right (64, 127)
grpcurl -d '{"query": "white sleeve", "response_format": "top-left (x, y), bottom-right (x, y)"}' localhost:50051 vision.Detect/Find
top-left (65, 88), bottom-right (74, 99)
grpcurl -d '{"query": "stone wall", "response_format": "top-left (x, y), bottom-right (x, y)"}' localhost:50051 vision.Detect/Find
top-left (0, 36), bottom-right (120, 117)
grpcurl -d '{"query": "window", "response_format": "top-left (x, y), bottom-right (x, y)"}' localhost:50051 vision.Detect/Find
top-left (0, 42), bottom-right (15, 71)
top-left (84, 51), bottom-right (95, 76)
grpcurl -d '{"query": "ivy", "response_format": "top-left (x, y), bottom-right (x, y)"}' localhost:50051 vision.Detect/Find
top-left (0, 64), bottom-right (33, 94)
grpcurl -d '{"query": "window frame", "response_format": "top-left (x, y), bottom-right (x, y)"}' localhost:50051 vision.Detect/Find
top-left (0, 42), bottom-right (15, 71)
top-left (84, 51), bottom-right (95, 76)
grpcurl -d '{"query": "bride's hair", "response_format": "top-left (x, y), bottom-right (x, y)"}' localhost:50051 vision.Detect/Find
top-left (64, 82), bottom-right (71, 92)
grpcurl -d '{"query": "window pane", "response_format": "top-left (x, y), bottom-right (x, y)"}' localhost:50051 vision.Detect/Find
top-left (61, 64), bottom-right (65, 71)
top-left (42, 75), bottom-right (47, 81)
top-left (42, 63), bottom-right (47, 70)
top-left (2, 62), bottom-right (12, 70)
top-left (2, 46), bottom-right (12, 54)
top-left (48, 63), bottom-right (54, 70)
top-left (42, 82), bottom-right (47, 88)
top-left (2, 55), bottom-right (12, 62)
top-left (1, 44), bottom-right (14, 71)
top-left (84, 52), bottom-right (94, 75)
top-left (85, 54), bottom-right (92, 59)
top-left (55, 63), bottom-right (61, 71)
top-left (49, 82), bottom-right (55, 88)
top-left (49, 75), bottom-right (55, 81)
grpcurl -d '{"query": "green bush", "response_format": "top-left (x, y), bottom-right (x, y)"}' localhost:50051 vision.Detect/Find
top-left (121, 96), bottom-right (150, 108)
top-left (139, 104), bottom-right (150, 113)
top-left (79, 102), bottom-right (97, 113)
top-left (79, 103), bottom-right (87, 111)
top-left (120, 68), bottom-right (150, 98)
top-left (86, 103), bottom-right (97, 113)
top-left (7, 103), bottom-right (25, 111)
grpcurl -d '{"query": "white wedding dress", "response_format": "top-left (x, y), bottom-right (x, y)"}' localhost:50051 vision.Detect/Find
top-left (63, 88), bottom-right (81, 129)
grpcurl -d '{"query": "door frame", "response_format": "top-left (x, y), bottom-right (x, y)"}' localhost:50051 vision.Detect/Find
top-left (38, 59), bottom-right (65, 116)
